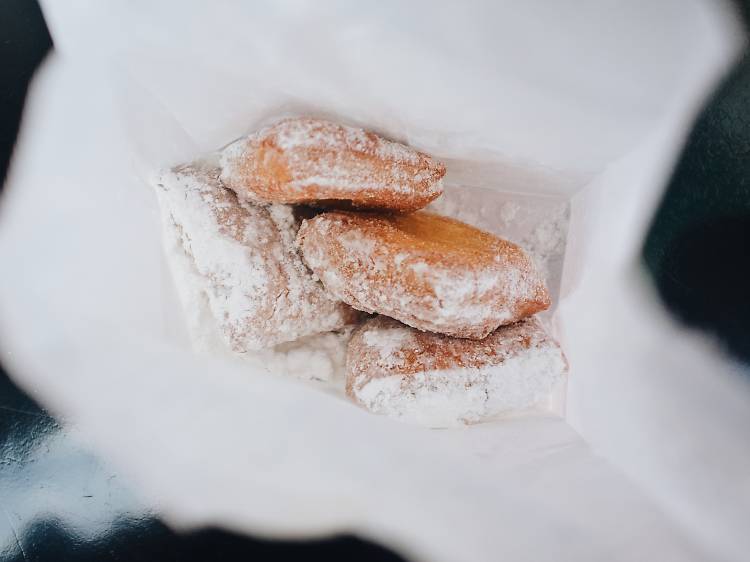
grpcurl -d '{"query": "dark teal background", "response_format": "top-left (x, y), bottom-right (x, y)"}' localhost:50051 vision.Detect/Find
top-left (643, 43), bottom-right (750, 361)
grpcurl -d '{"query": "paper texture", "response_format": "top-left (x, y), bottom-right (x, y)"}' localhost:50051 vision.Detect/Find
top-left (1, 1), bottom-right (748, 560)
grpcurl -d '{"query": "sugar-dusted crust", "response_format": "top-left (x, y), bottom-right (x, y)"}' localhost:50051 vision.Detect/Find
top-left (154, 162), bottom-right (358, 352)
top-left (346, 316), bottom-right (567, 427)
top-left (219, 117), bottom-right (445, 212)
top-left (297, 211), bottom-right (550, 339)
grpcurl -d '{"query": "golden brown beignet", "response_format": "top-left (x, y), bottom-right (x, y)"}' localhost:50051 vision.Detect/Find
top-left (346, 316), bottom-right (567, 426)
top-left (220, 117), bottom-right (445, 212)
top-left (297, 210), bottom-right (550, 339)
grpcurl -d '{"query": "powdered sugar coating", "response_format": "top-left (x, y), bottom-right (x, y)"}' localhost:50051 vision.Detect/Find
top-left (347, 316), bottom-right (567, 427)
top-left (219, 117), bottom-right (445, 211)
top-left (154, 162), bottom-right (356, 352)
top-left (157, 190), bottom-right (356, 383)
top-left (297, 211), bottom-right (550, 339)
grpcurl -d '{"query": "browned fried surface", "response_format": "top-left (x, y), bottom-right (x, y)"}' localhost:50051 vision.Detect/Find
top-left (297, 211), bottom-right (550, 339)
top-left (220, 117), bottom-right (445, 212)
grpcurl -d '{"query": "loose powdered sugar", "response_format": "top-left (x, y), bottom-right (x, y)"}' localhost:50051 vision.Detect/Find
top-left (363, 324), bottom-right (413, 361)
top-left (428, 185), bottom-right (569, 309)
top-left (354, 353), bottom-right (564, 428)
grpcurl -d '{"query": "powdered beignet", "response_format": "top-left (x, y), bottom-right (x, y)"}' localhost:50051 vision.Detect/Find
top-left (154, 162), bottom-right (357, 352)
top-left (346, 316), bottom-right (567, 427)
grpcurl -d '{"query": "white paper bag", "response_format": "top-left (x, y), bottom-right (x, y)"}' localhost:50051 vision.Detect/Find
top-left (2, 1), bottom-right (749, 561)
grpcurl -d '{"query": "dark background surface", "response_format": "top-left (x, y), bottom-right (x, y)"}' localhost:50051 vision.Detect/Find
top-left (1, 1), bottom-right (748, 561)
